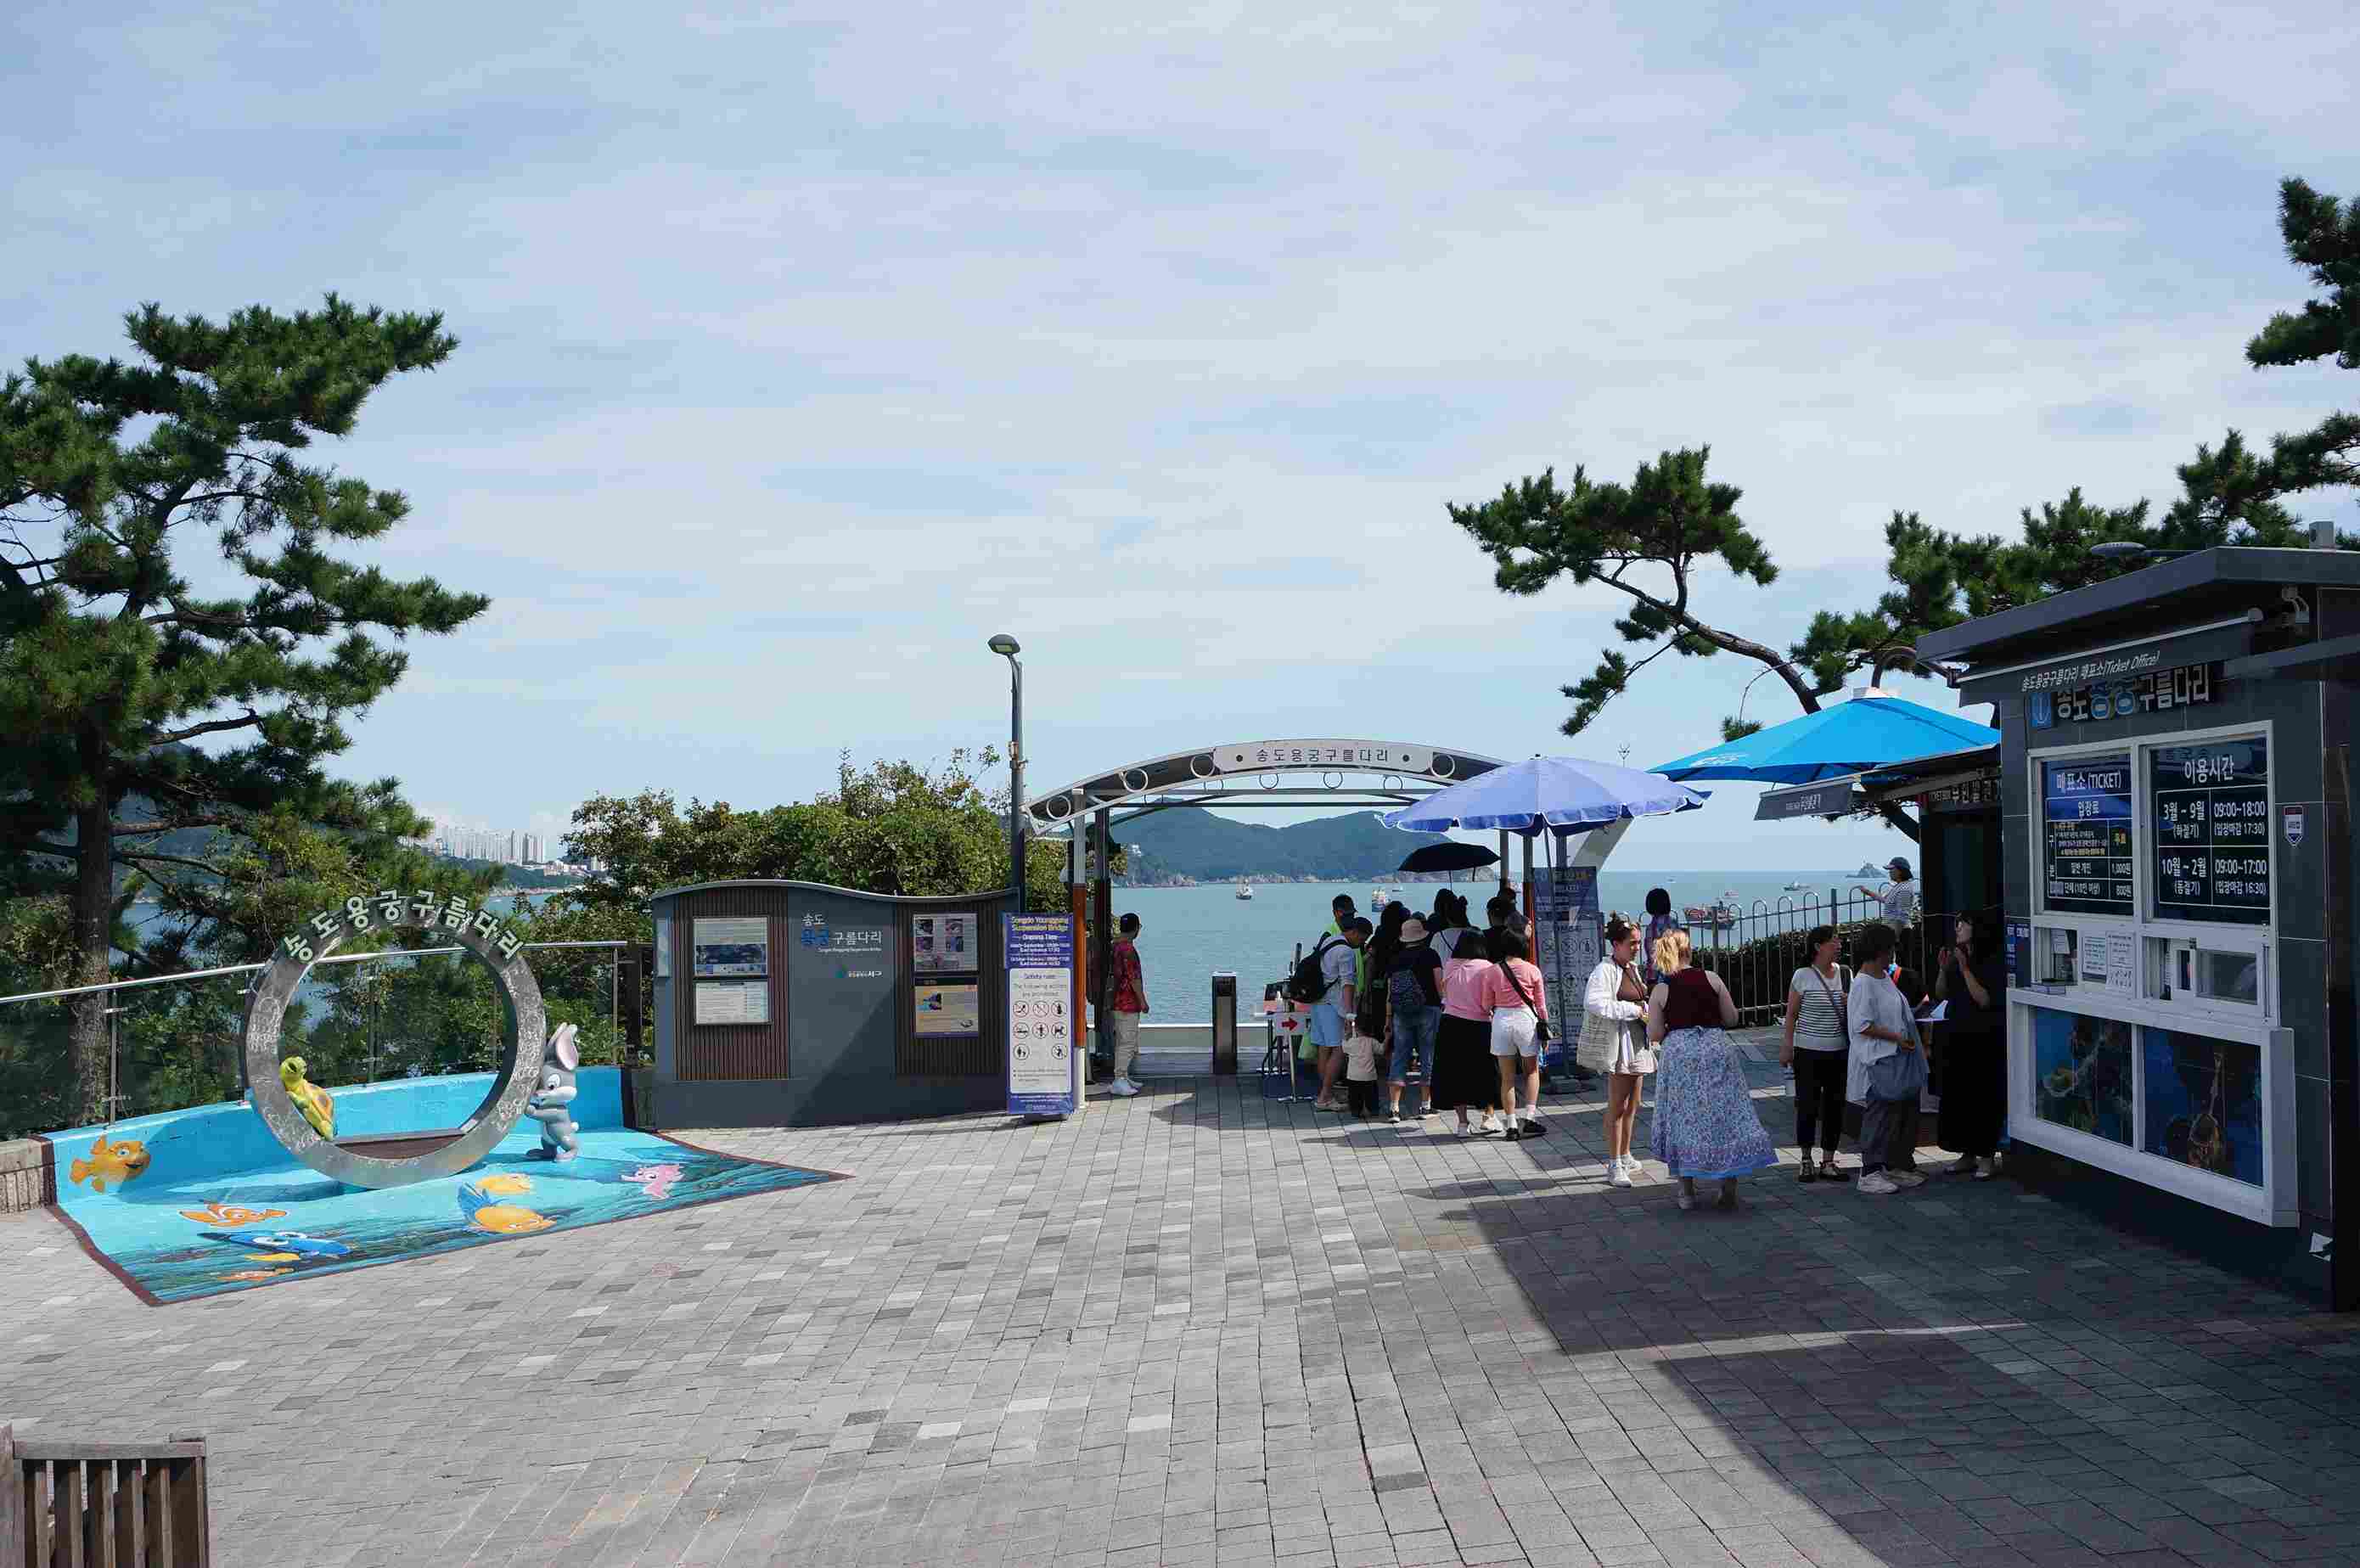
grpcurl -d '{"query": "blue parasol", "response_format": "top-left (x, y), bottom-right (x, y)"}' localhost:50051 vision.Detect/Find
top-left (1383, 756), bottom-right (1706, 835)
top-left (1650, 695), bottom-right (1998, 784)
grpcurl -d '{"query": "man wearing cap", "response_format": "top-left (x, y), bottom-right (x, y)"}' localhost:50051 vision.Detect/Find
top-left (1381, 916), bottom-right (1446, 1126)
top-left (1856, 857), bottom-right (1919, 926)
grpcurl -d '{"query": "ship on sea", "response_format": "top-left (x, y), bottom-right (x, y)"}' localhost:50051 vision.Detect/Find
top-left (1683, 891), bottom-right (1742, 929)
top-left (1234, 881), bottom-right (1254, 901)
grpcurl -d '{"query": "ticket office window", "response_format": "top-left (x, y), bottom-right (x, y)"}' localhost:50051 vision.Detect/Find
top-left (2026, 725), bottom-right (2277, 1022)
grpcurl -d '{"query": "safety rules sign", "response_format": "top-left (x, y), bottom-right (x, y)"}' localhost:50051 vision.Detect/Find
top-left (1006, 913), bottom-right (1078, 1117)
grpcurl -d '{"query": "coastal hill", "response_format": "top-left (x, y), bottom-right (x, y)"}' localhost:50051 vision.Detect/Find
top-left (1117, 810), bottom-right (1453, 885)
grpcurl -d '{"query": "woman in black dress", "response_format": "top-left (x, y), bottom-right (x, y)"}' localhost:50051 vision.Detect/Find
top-left (1935, 912), bottom-right (2007, 1179)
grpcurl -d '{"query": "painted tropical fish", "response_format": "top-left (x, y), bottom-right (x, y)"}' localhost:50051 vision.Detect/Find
top-left (458, 1182), bottom-right (554, 1235)
top-left (179, 1201), bottom-right (289, 1228)
top-left (69, 1134), bottom-right (151, 1192)
top-left (474, 1172), bottom-right (535, 1197)
top-left (280, 1057), bottom-right (336, 1139)
top-left (621, 1163), bottom-right (685, 1202)
top-left (206, 1229), bottom-right (351, 1261)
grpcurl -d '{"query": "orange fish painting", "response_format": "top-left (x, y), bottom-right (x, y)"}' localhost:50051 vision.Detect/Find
top-left (458, 1181), bottom-right (554, 1235)
top-left (69, 1134), bottom-right (150, 1192)
top-left (180, 1201), bottom-right (289, 1228)
top-left (474, 1173), bottom-right (535, 1197)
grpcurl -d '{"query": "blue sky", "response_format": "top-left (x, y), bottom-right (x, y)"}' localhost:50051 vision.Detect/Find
top-left (8, 1), bottom-right (2357, 871)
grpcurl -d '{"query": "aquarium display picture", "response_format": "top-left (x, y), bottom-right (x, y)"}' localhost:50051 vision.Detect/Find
top-left (2032, 1008), bottom-right (2132, 1146)
top-left (2141, 1028), bottom-right (2263, 1185)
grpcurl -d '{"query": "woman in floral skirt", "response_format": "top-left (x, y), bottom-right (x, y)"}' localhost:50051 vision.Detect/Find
top-left (1648, 929), bottom-right (1778, 1210)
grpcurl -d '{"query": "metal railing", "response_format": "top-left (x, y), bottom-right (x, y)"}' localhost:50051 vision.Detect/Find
top-left (0, 942), bottom-right (632, 1140)
top-left (1683, 889), bottom-right (1952, 1026)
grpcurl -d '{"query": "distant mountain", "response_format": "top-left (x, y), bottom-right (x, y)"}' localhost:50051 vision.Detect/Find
top-left (1115, 811), bottom-right (1453, 885)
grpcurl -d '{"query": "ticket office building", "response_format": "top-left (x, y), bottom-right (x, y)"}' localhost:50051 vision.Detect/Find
top-left (1915, 547), bottom-right (2360, 1307)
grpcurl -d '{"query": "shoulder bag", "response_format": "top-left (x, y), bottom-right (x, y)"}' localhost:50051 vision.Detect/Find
top-left (1863, 981), bottom-right (1927, 1101)
top-left (1499, 963), bottom-right (1552, 1046)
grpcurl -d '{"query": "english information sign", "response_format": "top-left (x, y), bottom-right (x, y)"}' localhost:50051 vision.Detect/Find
top-left (1006, 914), bottom-right (1078, 1116)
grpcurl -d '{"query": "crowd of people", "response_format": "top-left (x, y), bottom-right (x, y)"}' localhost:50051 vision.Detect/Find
top-left (1294, 890), bottom-right (1594, 1141)
top-left (1099, 877), bottom-right (2008, 1208)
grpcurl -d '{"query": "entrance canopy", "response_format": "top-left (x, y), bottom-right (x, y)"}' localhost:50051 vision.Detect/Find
top-left (1025, 739), bottom-right (1508, 835)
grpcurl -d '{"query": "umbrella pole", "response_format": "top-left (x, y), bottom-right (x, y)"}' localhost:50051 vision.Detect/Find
top-left (1497, 830), bottom-right (1509, 897)
top-left (1520, 833), bottom-right (1533, 941)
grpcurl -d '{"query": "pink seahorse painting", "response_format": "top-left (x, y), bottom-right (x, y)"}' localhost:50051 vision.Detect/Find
top-left (621, 1162), bottom-right (685, 1202)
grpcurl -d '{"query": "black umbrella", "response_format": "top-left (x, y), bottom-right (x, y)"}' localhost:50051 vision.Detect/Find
top-left (1397, 842), bottom-right (1501, 874)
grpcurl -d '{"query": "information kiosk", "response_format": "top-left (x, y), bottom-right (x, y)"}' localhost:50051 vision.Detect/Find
top-left (1916, 546), bottom-right (2360, 1307)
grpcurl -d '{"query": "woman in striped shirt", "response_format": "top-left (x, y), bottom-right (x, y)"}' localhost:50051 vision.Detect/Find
top-left (1780, 925), bottom-right (1851, 1182)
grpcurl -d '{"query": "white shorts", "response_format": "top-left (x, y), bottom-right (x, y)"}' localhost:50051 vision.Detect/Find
top-left (1489, 1006), bottom-right (1539, 1059)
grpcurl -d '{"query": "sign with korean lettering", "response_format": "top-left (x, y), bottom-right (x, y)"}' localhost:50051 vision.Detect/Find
top-left (1214, 740), bottom-right (1436, 774)
top-left (1005, 914), bottom-right (1078, 1116)
top-left (2149, 737), bottom-right (2270, 925)
top-left (2041, 755), bottom-right (2133, 915)
top-left (1958, 616), bottom-right (2253, 706)
top-left (2028, 663), bottom-right (2216, 730)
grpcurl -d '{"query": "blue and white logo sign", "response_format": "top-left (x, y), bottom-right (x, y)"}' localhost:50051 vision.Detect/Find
top-left (2029, 691), bottom-right (2054, 730)
top-left (2284, 805), bottom-right (2307, 849)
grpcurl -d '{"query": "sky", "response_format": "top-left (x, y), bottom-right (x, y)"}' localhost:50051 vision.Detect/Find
top-left (7, 0), bottom-right (2357, 872)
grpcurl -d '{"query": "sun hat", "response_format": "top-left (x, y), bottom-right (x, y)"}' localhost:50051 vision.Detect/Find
top-left (1400, 918), bottom-right (1428, 941)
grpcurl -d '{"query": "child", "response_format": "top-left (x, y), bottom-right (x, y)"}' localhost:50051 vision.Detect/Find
top-left (1342, 1031), bottom-right (1381, 1116)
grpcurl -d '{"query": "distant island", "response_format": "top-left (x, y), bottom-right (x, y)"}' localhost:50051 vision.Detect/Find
top-left (1115, 811), bottom-right (1455, 885)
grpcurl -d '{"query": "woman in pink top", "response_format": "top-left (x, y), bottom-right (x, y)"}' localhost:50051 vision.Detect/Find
top-left (1432, 947), bottom-right (1503, 1136)
top-left (1481, 930), bottom-right (1550, 1140)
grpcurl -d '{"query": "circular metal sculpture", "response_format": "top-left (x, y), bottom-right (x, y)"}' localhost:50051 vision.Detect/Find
top-left (242, 891), bottom-right (546, 1189)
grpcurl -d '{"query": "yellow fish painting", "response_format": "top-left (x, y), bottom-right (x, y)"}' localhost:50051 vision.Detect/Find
top-left (281, 1056), bottom-right (335, 1139)
top-left (69, 1133), bottom-right (150, 1192)
top-left (474, 1173), bottom-right (535, 1197)
top-left (218, 1268), bottom-right (291, 1282)
top-left (179, 1201), bottom-right (289, 1228)
top-left (458, 1181), bottom-right (554, 1235)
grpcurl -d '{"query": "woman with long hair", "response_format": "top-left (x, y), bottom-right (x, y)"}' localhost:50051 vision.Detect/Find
top-left (1641, 887), bottom-right (1680, 988)
top-left (1648, 929), bottom-right (1778, 1210)
top-left (1935, 911), bottom-right (2007, 1178)
top-left (1433, 926), bottom-right (1503, 1135)
top-left (1482, 928), bottom-right (1550, 1141)
top-left (1580, 914), bottom-right (1653, 1187)
top-left (1780, 925), bottom-right (1851, 1182)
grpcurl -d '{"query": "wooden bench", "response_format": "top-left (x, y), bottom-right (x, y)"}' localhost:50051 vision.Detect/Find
top-left (1, 1426), bottom-right (209, 1566)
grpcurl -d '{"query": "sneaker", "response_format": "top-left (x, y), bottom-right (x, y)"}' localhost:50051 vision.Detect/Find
top-left (1108, 1079), bottom-right (1138, 1098)
top-left (1890, 1170), bottom-right (1926, 1189)
top-left (1857, 1172), bottom-right (1899, 1195)
top-left (1478, 1114), bottom-right (1503, 1137)
top-left (1388, 1112), bottom-right (1402, 1127)
top-left (1503, 1125), bottom-right (1522, 1142)
top-left (1620, 1155), bottom-right (1644, 1175)
top-left (1609, 1165), bottom-right (1632, 1189)
top-left (1818, 1156), bottom-right (1849, 1179)
top-left (1796, 1161), bottom-right (1818, 1183)
top-left (1947, 1155), bottom-right (1977, 1176)
top-left (1973, 1157), bottom-right (1998, 1181)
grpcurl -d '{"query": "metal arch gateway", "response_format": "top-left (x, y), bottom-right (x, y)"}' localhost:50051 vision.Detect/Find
top-left (1023, 739), bottom-right (1509, 829)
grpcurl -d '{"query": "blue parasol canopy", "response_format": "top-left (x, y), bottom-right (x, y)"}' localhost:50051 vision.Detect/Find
top-left (1383, 756), bottom-right (1706, 835)
top-left (1651, 695), bottom-right (1998, 784)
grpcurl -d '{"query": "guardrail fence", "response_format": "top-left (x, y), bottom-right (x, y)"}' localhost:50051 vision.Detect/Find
top-left (2, 1426), bottom-right (210, 1566)
top-left (1685, 888), bottom-right (1953, 1027)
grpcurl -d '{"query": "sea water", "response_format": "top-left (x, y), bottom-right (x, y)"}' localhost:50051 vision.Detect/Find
top-left (1110, 871), bottom-right (1859, 1020)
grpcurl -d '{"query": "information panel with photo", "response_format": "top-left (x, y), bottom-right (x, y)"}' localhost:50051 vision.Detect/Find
top-left (692, 916), bottom-right (770, 977)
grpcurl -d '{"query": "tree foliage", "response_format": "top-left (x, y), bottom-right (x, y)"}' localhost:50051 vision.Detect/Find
top-left (555, 749), bottom-right (1076, 931)
top-left (2247, 176), bottom-right (2360, 498)
top-left (1449, 447), bottom-right (1801, 738)
top-left (0, 295), bottom-right (489, 1122)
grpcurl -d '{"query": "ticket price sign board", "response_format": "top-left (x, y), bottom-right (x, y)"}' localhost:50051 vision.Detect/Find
top-left (2150, 737), bottom-right (2271, 925)
top-left (2041, 755), bottom-right (2133, 915)
top-left (1005, 914), bottom-right (1078, 1116)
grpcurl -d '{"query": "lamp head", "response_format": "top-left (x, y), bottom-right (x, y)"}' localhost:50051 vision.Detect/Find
top-left (987, 633), bottom-right (1020, 657)
top-left (2088, 541), bottom-right (2146, 560)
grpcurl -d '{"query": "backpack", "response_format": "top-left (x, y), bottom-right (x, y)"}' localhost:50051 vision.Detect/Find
top-left (1286, 936), bottom-right (1342, 1004)
top-left (1386, 946), bottom-right (1437, 1012)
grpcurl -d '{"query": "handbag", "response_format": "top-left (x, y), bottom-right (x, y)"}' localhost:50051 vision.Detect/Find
top-left (1500, 963), bottom-right (1552, 1046)
top-left (1864, 986), bottom-right (1927, 1100)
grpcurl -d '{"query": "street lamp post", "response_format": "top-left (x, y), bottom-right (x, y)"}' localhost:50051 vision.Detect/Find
top-left (988, 634), bottom-right (1025, 913)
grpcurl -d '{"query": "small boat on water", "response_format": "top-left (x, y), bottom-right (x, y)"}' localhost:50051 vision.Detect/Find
top-left (1683, 891), bottom-right (1742, 927)
top-left (1782, 880), bottom-right (1812, 892)
top-left (1234, 881), bottom-right (1254, 901)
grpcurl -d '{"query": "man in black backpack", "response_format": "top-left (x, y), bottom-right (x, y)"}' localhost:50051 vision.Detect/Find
top-left (1309, 916), bottom-right (1368, 1111)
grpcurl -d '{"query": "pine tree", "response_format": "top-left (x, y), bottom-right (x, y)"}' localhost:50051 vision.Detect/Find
top-left (0, 296), bottom-right (489, 1124)
top-left (2247, 177), bottom-right (2360, 501)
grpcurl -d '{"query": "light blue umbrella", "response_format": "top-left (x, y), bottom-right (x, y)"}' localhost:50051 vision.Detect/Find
top-left (1651, 695), bottom-right (1998, 784)
top-left (1383, 756), bottom-right (1706, 835)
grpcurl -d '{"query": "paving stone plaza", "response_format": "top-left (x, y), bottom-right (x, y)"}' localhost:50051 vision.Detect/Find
top-left (7, 1038), bottom-right (2360, 1568)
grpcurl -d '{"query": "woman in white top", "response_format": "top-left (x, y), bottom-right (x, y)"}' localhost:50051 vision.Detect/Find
top-left (1779, 924), bottom-right (1851, 1183)
top-left (1579, 915), bottom-right (1650, 1187)
top-left (1845, 920), bottom-right (1925, 1196)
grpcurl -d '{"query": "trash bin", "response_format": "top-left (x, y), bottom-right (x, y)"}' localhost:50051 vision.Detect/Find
top-left (1211, 972), bottom-right (1238, 1075)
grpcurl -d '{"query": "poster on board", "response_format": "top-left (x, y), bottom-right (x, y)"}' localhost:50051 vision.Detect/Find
top-left (694, 979), bottom-right (769, 1025)
top-left (914, 913), bottom-right (979, 975)
top-left (1006, 914), bottom-right (1077, 1116)
top-left (692, 916), bottom-right (769, 977)
top-left (915, 981), bottom-right (981, 1037)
